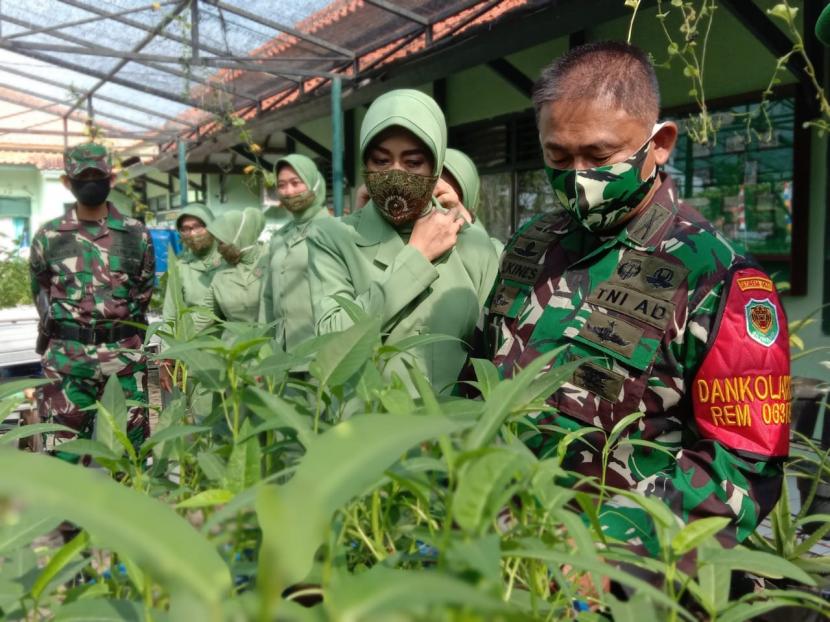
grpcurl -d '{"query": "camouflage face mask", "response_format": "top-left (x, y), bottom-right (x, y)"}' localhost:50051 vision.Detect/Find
top-left (545, 127), bottom-right (661, 232)
top-left (280, 190), bottom-right (316, 213)
top-left (364, 169), bottom-right (438, 227)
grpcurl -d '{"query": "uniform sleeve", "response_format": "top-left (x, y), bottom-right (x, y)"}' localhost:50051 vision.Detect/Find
top-left (307, 226), bottom-right (439, 335)
top-left (29, 230), bottom-right (49, 307)
top-left (135, 229), bottom-right (156, 315)
top-left (602, 268), bottom-right (788, 549)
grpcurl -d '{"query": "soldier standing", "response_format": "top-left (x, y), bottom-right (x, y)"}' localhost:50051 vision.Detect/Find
top-left (29, 143), bottom-right (155, 461)
top-left (485, 43), bottom-right (790, 558)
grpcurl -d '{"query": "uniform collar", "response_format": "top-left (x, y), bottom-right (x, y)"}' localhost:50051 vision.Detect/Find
top-left (618, 173), bottom-right (678, 251)
top-left (57, 202), bottom-right (126, 232)
top-left (354, 202), bottom-right (406, 268)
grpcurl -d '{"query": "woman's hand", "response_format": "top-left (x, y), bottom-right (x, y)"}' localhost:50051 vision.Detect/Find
top-left (408, 209), bottom-right (464, 262)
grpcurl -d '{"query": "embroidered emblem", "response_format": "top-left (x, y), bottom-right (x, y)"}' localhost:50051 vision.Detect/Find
top-left (572, 362), bottom-right (625, 402)
top-left (576, 310), bottom-right (643, 358)
top-left (737, 276), bottom-right (774, 293)
top-left (490, 284), bottom-right (520, 316)
top-left (511, 236), bottom-right (546, 261)
top-left (617, 260), bottom-right (642, 280)
top-left (745, 298), bottom-right (779, 347)
top-left (587, 320), bottom-right (630, 346)
top-left (646, 267), bottom-right (675, 289)
top-left (626, 202), bottom-right (672, 246)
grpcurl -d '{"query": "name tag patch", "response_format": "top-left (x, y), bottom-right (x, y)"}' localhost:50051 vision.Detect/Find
top-left (500, 256), bottom-right (542, 285)
top-left (577, 310), bottom-right (643, 358)
top-left (587, 284), bottom-right (675, 330)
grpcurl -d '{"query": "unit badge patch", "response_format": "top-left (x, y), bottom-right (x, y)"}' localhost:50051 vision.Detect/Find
top-left (745, 298), bottom-right (779, 347)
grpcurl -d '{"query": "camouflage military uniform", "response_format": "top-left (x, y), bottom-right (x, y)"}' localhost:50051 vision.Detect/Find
top-left (30, 148), bottom-right (155, 460)
top-left (486, 173), bottom-right (790, 554)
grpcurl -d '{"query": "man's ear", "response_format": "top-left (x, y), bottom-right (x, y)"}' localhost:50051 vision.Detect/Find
top-left (108, 173), bottom-right (116, 189)
top-left (61, 174), bottom-right (71, 190)
top-left (652, 121), bottom-right (678, 166)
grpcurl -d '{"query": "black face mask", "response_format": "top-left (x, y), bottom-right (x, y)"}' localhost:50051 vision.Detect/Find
top-left (69, 178), bottom-right (111, 206)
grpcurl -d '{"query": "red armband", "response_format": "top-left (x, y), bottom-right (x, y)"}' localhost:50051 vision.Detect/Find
top-left (692, 268), bottom-right (790, 458)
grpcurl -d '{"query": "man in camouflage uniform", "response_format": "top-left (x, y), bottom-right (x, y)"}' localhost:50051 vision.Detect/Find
top-left (484, 42), bottom-right (790, 558)
top-left (29, 143), bottom-right (155, 461)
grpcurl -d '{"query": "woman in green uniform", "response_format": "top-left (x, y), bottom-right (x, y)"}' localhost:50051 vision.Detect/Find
top-left (196, 207), bottom-right (268, 332)
top-left (442, 147), bottom-right (504, 255)
top-left (259, 154), bottom-right (330, 351)
top-left (307, 89), bottom-right (499, 393)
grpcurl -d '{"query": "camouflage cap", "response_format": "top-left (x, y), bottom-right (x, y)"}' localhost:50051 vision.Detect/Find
top-left (64, 142), bottom-right (111, 178)
top-left (818, 3), bottom-right (830, 47)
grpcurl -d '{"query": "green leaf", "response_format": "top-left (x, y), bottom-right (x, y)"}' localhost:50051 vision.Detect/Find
top-left (224, 419), bottom-right (262, 493)
top-left (309, 315), bottom-right (381, 387)
top-left (0, 451), bottom-right (232, 604)
top-left (0, 508), bottom-right (62, 555)
top-left (606, 411), bottom-right (644, 450)
top-left (453, 448), bottom-right (532, 534)
top-left (0, 377), bottom-right (51, 401)
top-left (256, 413), bottom-right (470, 604)
top-left (444, 534), bottom-right (502, 583)
top-left (175, 489), bottom-right (235, 509)
top-left (699, 546), bottom-right (816, 586)
top-left (243, 387), bottom-right (313, 448)
top-left (325, 566), bottom-right (508, 621)
top-left (470, 358), bottom-right (500, 398)
top-left (464, 348), bottom-right (560, 451)
top-left (140, 425), bottom-right (210, 457)
top-left (53, 599), bottom-right (166, 622)
top-left (31, 531), bottom-right (90, 600)
top-left (52, 438), bottom-right (121, 463)
top-left (0, 423), bottom-right (75, 447)
top-left (100, 374), bottom-right (127, 438)
top-left (697, 556), bottom-right (731, 615)
top-left (671, 516), bottom-right (730, 557)
top-left (506, 545), bottom-right (690, 617)
top-left (197, 451), bottom-right (226, 483)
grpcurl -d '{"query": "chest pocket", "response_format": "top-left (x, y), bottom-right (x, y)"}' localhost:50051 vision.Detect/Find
top-left (535, 256), bottom-right (685, 429)
top-left (44, 235), bottom-right (87, 301)
top-left (109, 233), bottom-right (143, 299)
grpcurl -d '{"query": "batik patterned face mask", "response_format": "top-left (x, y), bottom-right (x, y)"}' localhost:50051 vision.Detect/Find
top-left (545, 126), bottom-right (661, 232)
top-left (280, 190), bottom-right (316, 213)
top-left (364, 169), bottom-right (438, 226)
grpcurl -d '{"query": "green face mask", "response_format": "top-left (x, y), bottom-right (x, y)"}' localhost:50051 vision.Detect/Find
top-left (365, 169), bottom-right (438, 227)
top-left (280, 190), bottom-right (316, 213)
top-left (545, 127), bottom-right (660, 232)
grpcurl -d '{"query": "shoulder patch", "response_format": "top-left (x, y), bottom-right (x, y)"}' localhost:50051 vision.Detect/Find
top-left (736, 276), bottom-right (774, 293)
top-left (691, 267), bottom-right (789, 458)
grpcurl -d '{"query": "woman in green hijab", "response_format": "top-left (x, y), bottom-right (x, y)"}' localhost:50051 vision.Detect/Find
top-left (307, 89), bottom-right (499, 393)
top-left (196, 207), bottom-right (268, 331)
top-left (442, 148), bottom-right (504, 255)
top-left (259, 154), bottom-right (330, 351)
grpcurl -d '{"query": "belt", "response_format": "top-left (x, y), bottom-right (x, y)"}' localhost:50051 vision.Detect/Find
top-left (47, 321), bottom-right (146, 345)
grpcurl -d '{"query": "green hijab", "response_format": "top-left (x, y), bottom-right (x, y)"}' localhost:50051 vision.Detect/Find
top-left (443, 148), bottom-right (480, 215)
top-left (275, 153), bottom-right (327, 223)
top-left (176, 202), bottom-right (214, 229)
top-left (360, 89), bottom-right (447, 175)
top-left (208, 207), bottom-right (265, 264)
